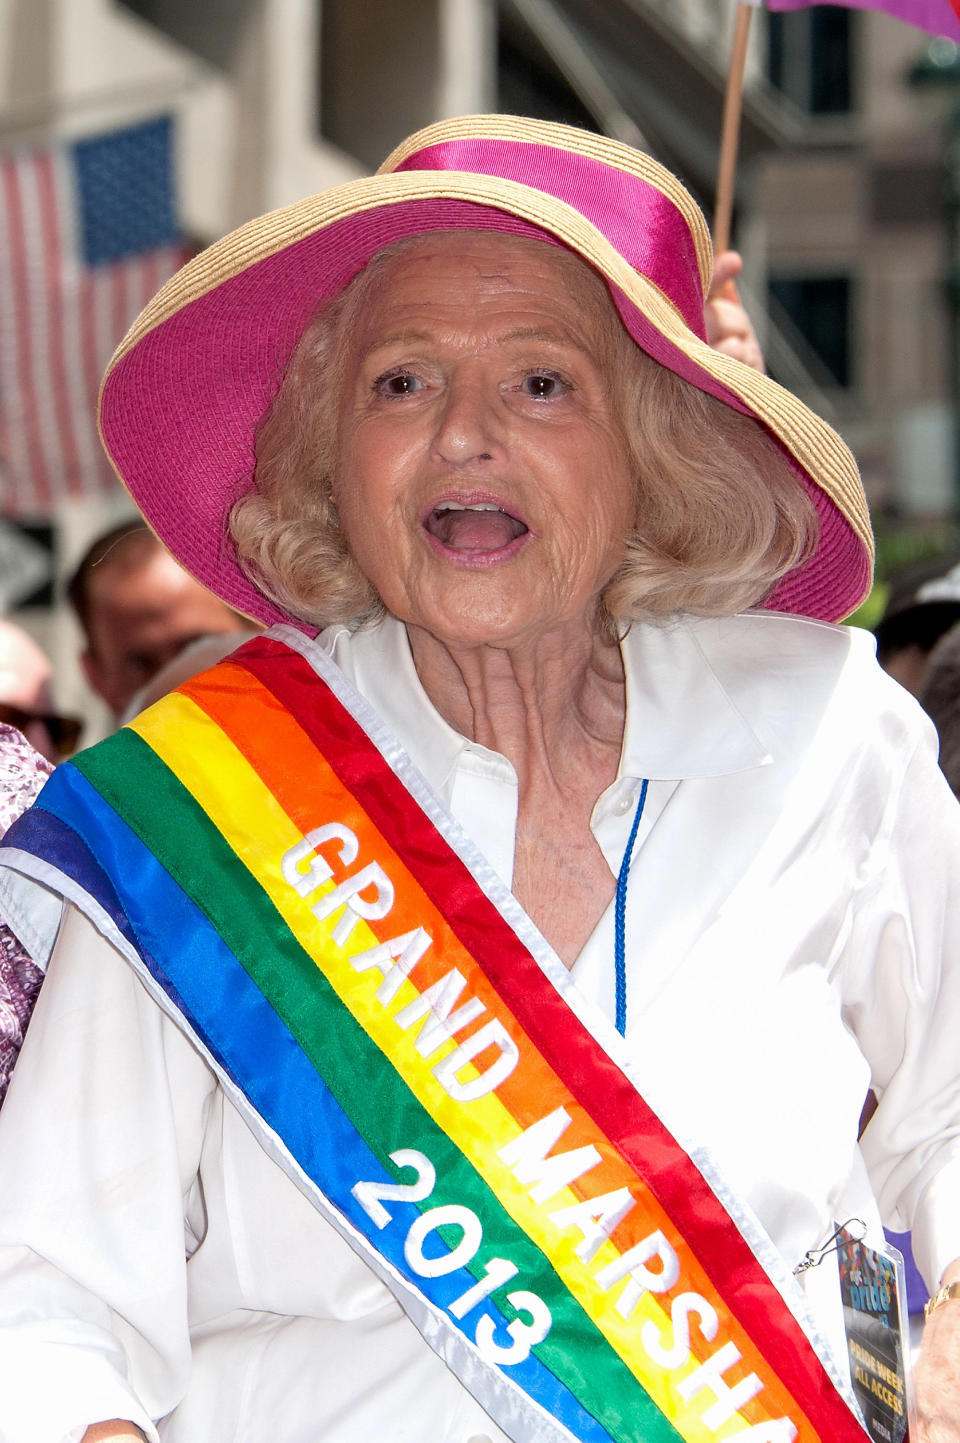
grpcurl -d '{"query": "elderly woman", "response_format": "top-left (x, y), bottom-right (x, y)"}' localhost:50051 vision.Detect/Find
top-left (0, 116), bottom-right (959, 1443)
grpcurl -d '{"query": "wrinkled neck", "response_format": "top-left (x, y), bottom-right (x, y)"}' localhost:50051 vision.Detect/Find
top-left (404, 618), bottom-right (626, 793)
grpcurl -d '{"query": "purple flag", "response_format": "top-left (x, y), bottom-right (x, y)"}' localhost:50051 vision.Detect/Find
top-left (754, 0), bottom-right (960, 42)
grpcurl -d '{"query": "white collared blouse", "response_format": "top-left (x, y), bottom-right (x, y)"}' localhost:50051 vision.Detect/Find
top-left (0, 610), bottom-right (958, 1442)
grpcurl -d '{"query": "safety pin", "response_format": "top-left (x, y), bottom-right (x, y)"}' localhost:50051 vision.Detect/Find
top-left (793, 1218), bottom-right (867, 1275)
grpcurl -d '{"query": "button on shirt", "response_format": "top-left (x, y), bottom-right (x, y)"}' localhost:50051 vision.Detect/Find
top-left (0, 609), bottom-right (959, 1443)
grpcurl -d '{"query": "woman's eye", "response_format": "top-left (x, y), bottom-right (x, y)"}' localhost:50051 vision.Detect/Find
top-left (521, 372), bottom-right (566, 399)
top-left (373, 370), bottom-right (422, 397)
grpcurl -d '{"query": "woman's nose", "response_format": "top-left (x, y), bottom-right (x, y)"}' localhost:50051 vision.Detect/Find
top-left (431, 377), bottom-right (501, 465)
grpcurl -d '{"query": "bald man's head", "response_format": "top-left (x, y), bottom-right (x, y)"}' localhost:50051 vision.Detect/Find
top-left (69, 523), bottom-right (251, 718)
top-left (0, 620), bottom-right (52, 714)
top-left (0, 620), bottom-right (77, 762)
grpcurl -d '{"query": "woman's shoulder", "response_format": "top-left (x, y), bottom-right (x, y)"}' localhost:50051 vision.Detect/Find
top-left (635, 611), bottom-right (935, 767)
top-left (681, 610), bottom-right (907, 701)
top-left (687, 607), bottom-right (873, 662)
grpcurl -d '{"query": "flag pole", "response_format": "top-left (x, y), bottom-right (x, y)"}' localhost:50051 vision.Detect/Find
top-left (714, 2), bottom-right (754, 255)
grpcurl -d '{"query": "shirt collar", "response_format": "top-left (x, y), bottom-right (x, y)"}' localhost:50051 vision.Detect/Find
top-left (619, 618), bottom-right (771, 780)
top-left (330, 614), bottom-right (481, 792)
top-left (327, 612), bottom-right (771, 788)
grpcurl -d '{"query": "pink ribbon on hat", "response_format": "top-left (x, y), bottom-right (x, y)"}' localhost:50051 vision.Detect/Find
top-left (392, 138), bottom-right (709, 340)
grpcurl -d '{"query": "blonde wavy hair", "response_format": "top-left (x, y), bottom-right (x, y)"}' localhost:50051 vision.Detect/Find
top-left (229, 234), bottom-right (817, 629)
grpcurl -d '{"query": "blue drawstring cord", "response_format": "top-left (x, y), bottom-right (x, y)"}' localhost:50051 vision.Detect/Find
top-left (613, 777), bottom-right (648, 1037)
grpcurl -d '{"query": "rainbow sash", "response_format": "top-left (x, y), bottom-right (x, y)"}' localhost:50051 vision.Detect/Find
top-left (1, 629), bottom-right (866, 1443)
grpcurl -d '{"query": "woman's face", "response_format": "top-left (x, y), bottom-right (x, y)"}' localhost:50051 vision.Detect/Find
top-left (334, 232), bottom-right (636, 651)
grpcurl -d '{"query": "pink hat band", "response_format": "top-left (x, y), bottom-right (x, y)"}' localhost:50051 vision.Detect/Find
top-left (389, 137), bottom-right (709, 340)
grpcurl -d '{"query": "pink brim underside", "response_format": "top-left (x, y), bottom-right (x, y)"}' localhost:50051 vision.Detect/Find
top-left (100, 198), bottom-right (868, 627)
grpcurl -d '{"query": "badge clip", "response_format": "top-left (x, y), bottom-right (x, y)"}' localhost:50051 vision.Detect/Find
top-left (794, 1218), bottom-right (867, 1275)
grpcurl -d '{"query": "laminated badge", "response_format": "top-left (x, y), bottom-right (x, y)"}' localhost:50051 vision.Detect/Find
top-left (835, 1222), bottom-right (915, 1443)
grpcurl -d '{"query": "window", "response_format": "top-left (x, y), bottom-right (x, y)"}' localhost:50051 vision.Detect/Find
top-left (767, 276), bottom-right (853, 387)
top-left (118, 0), bottom-right (257, 70)
top-left (320, 0), bottom-right (441, 170)
top-left (496, 11), bottom-right (598, 131)
top-left (767, 7), bottom-right (854, 115)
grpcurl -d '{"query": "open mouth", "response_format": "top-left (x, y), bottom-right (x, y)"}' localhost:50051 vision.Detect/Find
top-left (424, 500), bottom-right (529, 554)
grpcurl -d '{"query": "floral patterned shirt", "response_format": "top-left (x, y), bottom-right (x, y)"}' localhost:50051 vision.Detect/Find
top-left (0, 724), bottom-right (52, 1103)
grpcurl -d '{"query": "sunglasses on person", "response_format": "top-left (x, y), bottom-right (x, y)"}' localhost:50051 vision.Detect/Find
top-left (0, 704), bottom-right (83, 760)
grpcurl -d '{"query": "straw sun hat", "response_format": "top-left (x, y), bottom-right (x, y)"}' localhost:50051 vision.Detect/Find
top-left (98, 114), bottom-right (873, 628)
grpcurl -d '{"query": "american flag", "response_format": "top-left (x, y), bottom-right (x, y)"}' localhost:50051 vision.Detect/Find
top-left (0, 115), bottom-right (188, 518)
top-left (745, 0), bottom-right (960, 40)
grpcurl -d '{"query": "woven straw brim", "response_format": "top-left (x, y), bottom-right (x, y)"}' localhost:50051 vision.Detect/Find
top-left (99, 168), bottom-right (873, 628)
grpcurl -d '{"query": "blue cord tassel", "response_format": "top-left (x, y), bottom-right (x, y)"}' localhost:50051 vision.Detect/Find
top-left (613, 777), bottom-right (648, 1037)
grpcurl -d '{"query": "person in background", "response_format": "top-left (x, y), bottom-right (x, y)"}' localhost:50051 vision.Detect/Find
top-left (0, 629), bottom-right (78, 1103)
top-left (0, 619), bottom-right (81, 766)
top-left (885, 605), bottom-right (960, 1346)
top-left (120, 632), bottom-right (261, 724)
top-left (0, 630), bottom-right (254, 1111)
top-left (68, 521), bottom-right (256, 721)
top-left (874, 555), bottom-right (960, 696)
top-left (703, 249), bottom-right (765, 372)
top-left (919, 619), bottom-right (960, 798)
top-left (0, 724), bottom-right (52, 1103)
